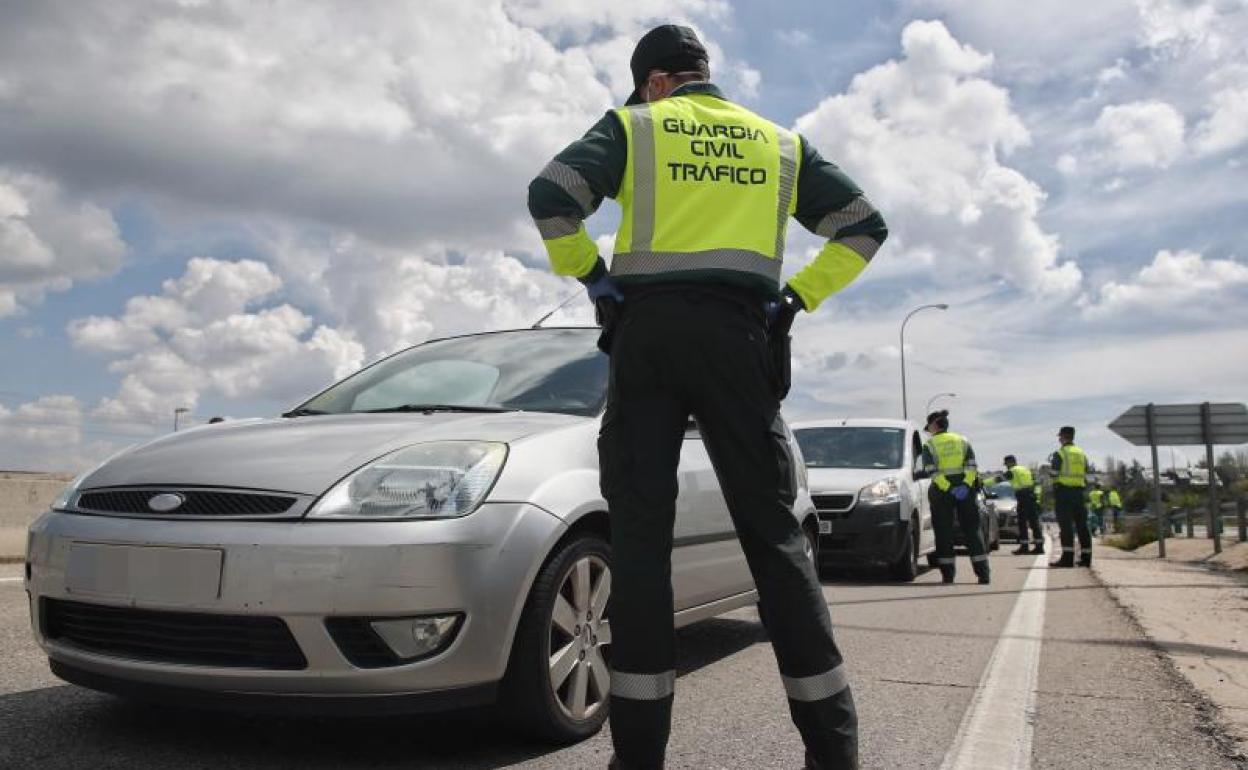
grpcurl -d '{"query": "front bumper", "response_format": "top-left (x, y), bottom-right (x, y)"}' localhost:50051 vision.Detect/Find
top-left (815, 501), bottom-right (906, 566)
top-left (25, 502), bottom-right (565, 705)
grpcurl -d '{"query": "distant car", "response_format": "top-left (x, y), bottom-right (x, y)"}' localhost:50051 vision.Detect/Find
top-left (984, 482), bottom-right (1020, 541)
top-left (792, 419), bottom-right (936, 581)
top-left (25, 327), bottom-right (820, 743)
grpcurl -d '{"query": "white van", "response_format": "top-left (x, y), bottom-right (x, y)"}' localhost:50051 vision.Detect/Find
top-left (791, 418), bottom-right (936, 581)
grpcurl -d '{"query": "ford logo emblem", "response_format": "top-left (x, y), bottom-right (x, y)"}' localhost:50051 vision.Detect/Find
top-left (148, 493), bottom-right (186, 512)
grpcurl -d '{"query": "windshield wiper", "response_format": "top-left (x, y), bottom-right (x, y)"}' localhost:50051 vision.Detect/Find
top-left (281, 407), bottom-right (329, 418)
top-left (358, 404), bottom-right (518, 414)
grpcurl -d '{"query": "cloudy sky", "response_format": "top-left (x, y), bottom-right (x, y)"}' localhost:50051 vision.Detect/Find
top-left (1, 0), bottom-right (1246, 473)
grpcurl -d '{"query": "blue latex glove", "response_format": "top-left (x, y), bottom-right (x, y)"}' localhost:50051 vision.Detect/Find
top-left (951, 485), bottom-right (970, 501)
top-left (585, 271), bottom-right (624, 304)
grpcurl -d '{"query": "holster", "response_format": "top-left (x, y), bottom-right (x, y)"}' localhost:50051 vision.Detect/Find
top-left (769, 330), bottom-right (792, 400)
top-left (595, 297), bottom-right (621, 354)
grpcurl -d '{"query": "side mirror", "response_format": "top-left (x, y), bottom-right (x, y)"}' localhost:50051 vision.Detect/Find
top-left (912, 468), bottom-right (928, 480)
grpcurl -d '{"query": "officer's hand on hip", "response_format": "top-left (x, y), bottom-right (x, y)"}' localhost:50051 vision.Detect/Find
top-left (952, 485), bottom-right (971, 501)
top-left (585, 272), bottom-right (624, 304)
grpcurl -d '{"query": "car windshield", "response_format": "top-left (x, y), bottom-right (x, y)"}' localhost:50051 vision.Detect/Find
top-left (990, 482), bottom-right (1016, 499)
top-left (794, 427), bottom-right (906, 469)
top-left (293, 329), bottom-right (609, 418)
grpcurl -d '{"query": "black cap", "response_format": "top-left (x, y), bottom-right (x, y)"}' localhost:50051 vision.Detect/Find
top-left (1004, 455), bottom-right (1017, 465)
top-left (1058, 426), bottom-right (1076, 438)
top-left (626, 24), bottom-right (709, 106)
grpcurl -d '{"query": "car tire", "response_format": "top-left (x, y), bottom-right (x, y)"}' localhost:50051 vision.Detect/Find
top-left (502, 533), bottom-right (612, 744)
top-left (889, 517), bottom-right (919, 582)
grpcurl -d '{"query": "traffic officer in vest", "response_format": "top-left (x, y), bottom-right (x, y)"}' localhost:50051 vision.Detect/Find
top-left (528, 24), bottom-right (886, 770)
top-left (1050, 426), bottom-right (1092, 567)
top-left (1106, 487), bottom-right (1123, 532)
top-left (1004, 455), bottom-right (1043, 555)
top-left (921, 410), bottom-right (989, 584)
top-left (1088, 485), bottom-right (1105, 535)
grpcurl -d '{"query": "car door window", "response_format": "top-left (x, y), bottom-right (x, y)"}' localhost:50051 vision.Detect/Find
top-left (912, 432), bottom-right (924, 475)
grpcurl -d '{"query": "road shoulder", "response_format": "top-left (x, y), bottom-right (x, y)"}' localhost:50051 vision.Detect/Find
top-left (1093, 539), bottom-right (1248, 761)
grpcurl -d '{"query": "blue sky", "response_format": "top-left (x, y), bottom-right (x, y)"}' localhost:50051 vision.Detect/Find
top-left (1, 0), bottom-right (1246, 472)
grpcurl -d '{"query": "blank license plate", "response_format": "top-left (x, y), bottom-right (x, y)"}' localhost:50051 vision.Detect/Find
top-left (66, 543), bottom-right (224, 604)
top-left (818, 520), bottom-right (833, 535)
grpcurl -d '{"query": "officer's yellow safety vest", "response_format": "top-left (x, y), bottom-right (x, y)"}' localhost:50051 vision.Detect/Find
top-left (612, 94), bottom-right (800, 287)
top-left (1055, 444), bottom-right (1087, 487)
top-left (1108, 490), bottom-right (1122, 507)
top-left (1089, 489), bottom-right (1104, 508)
top-left (1008, 465), bottom-right (1034, 490)
top-left (925, 431), bottom-right (977, 492)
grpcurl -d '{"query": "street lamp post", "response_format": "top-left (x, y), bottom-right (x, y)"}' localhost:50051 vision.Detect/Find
top-left (925, 392), bottom-right (957, 415)
top-left (173, 407), bottom-right (190, 432)
top-left (900, 303), bottom-right (949, 421)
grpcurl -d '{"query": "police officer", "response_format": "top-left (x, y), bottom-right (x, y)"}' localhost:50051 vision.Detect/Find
top-left (1050, 426), bottom-right (1092, 567)
top-left (1088, 484), bottom-right (1105, 535)
top-left (528, 24), bottom-right (886, 770)
top-left (1004, 455), bottom-right (1043, 555)
top-left (1106, 487), bottom-right (1123, 533)
top-left (921, 410), bottom-right (989, 584)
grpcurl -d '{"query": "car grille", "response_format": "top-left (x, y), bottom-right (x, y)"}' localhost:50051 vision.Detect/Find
top-left (812, 493), bottom-right (855, 518)
top-left (42, 598), bottom-right (307, 670)
top-left (324, 618), bottom-right (401, 669)
top-left (76, 488), bottom-right (298, 518)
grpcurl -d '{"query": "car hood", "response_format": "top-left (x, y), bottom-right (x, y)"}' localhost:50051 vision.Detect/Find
top-left (84, 411), bottom-right (590, 495)
top-left (806, 467), bottom-right (906, 494)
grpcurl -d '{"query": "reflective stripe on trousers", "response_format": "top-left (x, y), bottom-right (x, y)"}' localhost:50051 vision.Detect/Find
top-left (611, 669), bottom-right (676, 700)
top-left (781, 664), bottom-right (850, 702)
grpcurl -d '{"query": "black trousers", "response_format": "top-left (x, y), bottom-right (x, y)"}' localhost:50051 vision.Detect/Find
top-left (1015, 489), bottom-right (1042, 545)
top-left (599, 289), bottom-right (857, 770)
top-left (928, 485), bottom-right (988, 577)
top-left (1054, 485), bottom-right (1091, 558)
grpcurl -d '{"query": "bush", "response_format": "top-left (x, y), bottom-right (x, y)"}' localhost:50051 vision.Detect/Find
top-left (1104, 518), bottom-right (1159, 551)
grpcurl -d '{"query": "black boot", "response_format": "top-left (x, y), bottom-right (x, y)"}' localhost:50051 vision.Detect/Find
top-left (940, 566), bottom-right (955, 584)
top-left (1050, 553), bottom-right (1074, 568)
top-left (1033, 542), bottom-right (1045, 555)
top-left (1079, 552), bottom-right (1092, 567)
top-left (974, 565), bottom-right (990, 585)
top-left (1011, 543), bottom-right (1031, 555)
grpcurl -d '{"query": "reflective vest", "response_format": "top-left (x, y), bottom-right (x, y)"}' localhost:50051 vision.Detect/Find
top-left (1008, 465), bottom-right (1034, 490)
top-left (611, 94), bottom-right (800, 288)
top-left (1108, 490), bottom-right (1122, 508)
top-left (925, 431), bottom-right (977, 492)
top-left (1089, 489), bottom-right (1104, 509)
top-left (1055, 444), bottom-right (1087, 487)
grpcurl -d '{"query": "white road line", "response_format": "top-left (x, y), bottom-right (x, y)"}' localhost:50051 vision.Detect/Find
top-left (0, 576), bottom-right (24, 583)
top-left (940, 538), bottom-right (1050, 770)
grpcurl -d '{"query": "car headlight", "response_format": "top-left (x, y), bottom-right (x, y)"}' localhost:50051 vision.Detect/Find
top-left (859, 476), bottom-right (902, 505)
top-left (51, 450), bottom-right (129, 511)
top-left (308, 441), bottom-right (507, 520)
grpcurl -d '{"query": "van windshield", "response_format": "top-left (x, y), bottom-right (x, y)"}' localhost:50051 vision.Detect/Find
top-left (794, 427), bottom-right (906, 469)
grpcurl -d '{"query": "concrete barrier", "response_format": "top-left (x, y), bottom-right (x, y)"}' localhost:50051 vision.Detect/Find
top-left (1, 472), bottom-right (73, 560)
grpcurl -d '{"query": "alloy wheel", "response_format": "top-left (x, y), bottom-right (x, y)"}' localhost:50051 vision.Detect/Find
top-left (548, 554), bottom-right (611, 721)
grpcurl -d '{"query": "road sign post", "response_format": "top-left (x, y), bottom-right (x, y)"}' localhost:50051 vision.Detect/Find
top-left (1108, 401), bottom-right (1248, 559)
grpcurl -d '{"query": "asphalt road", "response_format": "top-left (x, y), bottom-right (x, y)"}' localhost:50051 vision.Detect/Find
top-left (1, 542), bottom-right (1241, 769)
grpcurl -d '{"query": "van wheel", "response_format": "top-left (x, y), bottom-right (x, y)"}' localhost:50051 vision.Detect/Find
top-left (889, 517), bottom-right (919, 582)
top-left (503, 533), bottom-right (612, 743)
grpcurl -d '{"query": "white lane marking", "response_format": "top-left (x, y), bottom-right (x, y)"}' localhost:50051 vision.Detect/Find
top-left (0, 576), bottom-right (24, 583)
top-left (940, 538), bottom-right (1049, 770)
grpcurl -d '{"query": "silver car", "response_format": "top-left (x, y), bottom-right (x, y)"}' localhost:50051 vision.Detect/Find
top-left (26, 327), bottom-right (819, 742)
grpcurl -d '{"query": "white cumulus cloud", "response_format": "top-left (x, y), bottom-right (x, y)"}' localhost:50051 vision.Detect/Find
top-left (1083, 249), bottom-right (1248, 318)
top-left (793, 20), bottom-right (1080, 294)
top-left (0, 169), bottom-right (125, 316)
top-left (1091, 100), bottom-right (1186, 169)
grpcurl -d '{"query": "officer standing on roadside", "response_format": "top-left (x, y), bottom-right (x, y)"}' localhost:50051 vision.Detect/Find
top-left (528, 24), bottom-right (887, 770)
top-left (921, 410), bottom-right (989, 584)
top-left (1106, 487), bottom-right (1123, 532)
top-left (1088, 484), bottom-right (1105, 535)
top-left (1005, 455), bottom-right (1043, 555)
top-left (1050, 426), bottom-right (1092, 567)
